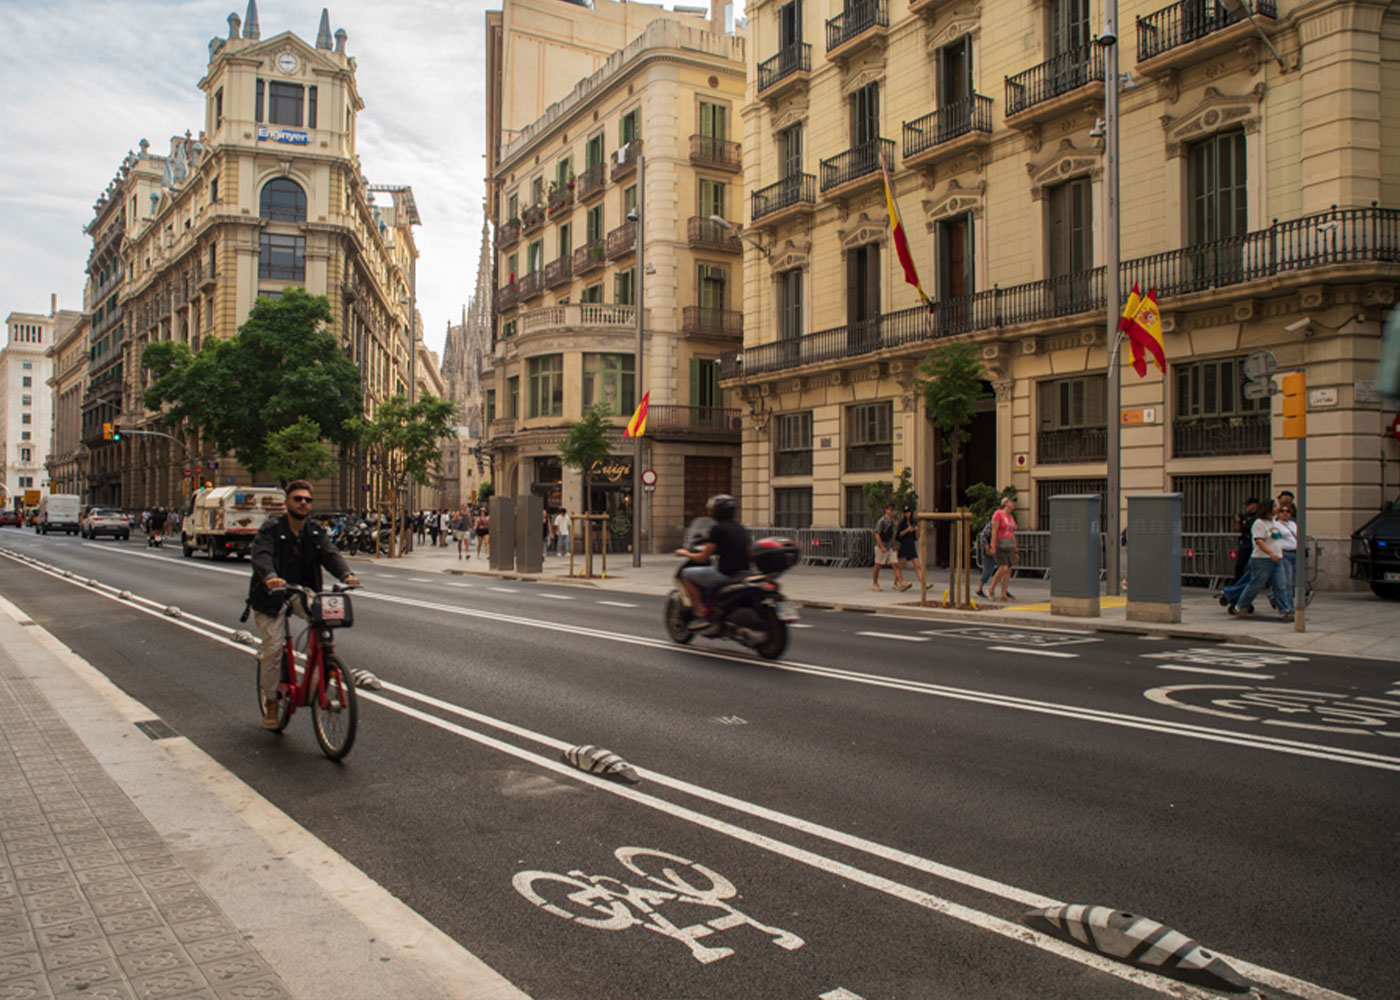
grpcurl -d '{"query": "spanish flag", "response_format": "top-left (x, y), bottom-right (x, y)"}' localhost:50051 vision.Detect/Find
top-left (1124, 288), bottom-right (1166, 377)
top-left (880, 157), bottom-right (930, 306)
top-left (623, 390), bottom-right (650, 438)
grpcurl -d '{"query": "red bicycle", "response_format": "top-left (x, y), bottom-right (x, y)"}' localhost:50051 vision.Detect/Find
top-left (264, 584), bottom-right (359, 759)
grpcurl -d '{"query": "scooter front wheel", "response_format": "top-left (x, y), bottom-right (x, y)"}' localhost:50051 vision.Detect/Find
top-left (664, 593), bottom-right (694, 644)
top-left (755, 607), bottom-right (788, 660)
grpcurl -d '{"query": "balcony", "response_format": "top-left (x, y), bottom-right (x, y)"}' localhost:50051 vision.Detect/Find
top-left (544, 255), bottom-right (573, 290)
top-left (909, 0), bottom-right (961, 18)
top-left (1038, 427), bottom-right (1108, 464)
top-left (820, 138), bottom-right (894, 199)
top-left (752, 174), bottom-right (817, 224)
top-left (681, 307), bottom-right (743, 339)
top-left (517, 270), bottom-right (544, 301)
top-left (687, 217), bottom-right (742, 253)
top-left (690, 135), bottom-right (742, 172)
top-left (547, 185), bottom-right (574, 218)
top-left (757, 44), bottom-right (812, 101)
top-left (576, 162), bottom-right (606, 202)
top-left (489, 417), bottom-right (516, 440)
top-left (1138, 0), bottom-right (1277, 73)
top-left (494, 284), bottom-right (518, 312)
top-left (521, 204), bottom-right (546, 235)
top-left (196, 263), bottom-right (218, 291)
top-left (573, 239), bottom-right (606, 276)
top-left (719, 206), bottom-right (1400, 381)
top-left (826, 0), bottom-right (889, 61)
top-left (1005, 44), bottom-right (1105, 125)
top-left (645, 405), bottom-right (742, 441)
top-left (1173, 415), bottom-right (1271, 458)
top-left (903, 95), bottom-right (994, 170)
top-left (605, 221), bottom-right (636, 260)
top-left (497, 219), bottom-right (520, 249)
top-left (518, 302), bottom-right (638, 337)
top-left (611, 140), bottom-right (642, 182)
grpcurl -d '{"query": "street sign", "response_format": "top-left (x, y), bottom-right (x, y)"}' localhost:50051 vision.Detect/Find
top-left (640, 468), bottom-right (657, 487)
top-left (1243, 379), bottom-right (1278, 400)
top-left (1244, 350), bottom-right (1279, 381)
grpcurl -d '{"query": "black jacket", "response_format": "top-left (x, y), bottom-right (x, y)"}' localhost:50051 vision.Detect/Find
top-left (247, 515), bottom-right (351, 616)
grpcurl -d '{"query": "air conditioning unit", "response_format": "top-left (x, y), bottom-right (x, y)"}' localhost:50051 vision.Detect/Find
top-left (700, 265), bottom-right (727, 281)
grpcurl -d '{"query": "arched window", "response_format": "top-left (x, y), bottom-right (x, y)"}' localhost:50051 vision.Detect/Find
top-left (260, 178), bottom-right (306, 222)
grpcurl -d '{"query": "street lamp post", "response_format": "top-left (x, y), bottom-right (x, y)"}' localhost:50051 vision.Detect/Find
top-left (1102, 5), bottom-right (1123, 596)
top-left (632, 154), bottom-right (646, 568)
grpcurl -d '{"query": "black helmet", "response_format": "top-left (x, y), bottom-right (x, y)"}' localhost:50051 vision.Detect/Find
top-left (707, 494), bottom-right (737, 520)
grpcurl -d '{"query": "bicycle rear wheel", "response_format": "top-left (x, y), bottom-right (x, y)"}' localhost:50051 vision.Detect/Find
top-left (312, 651), bottom-right (358, 760)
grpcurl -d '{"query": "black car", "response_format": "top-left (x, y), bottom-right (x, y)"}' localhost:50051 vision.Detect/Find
top-left (1350, 498), bottom-right (1400, 599)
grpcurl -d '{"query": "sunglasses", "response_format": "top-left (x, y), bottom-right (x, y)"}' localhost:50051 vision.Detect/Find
top-left (288, 495), bottom-right (313, 504)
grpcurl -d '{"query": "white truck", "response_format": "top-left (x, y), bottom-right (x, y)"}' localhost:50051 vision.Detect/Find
top-left (36, 494), bottom-right (82, 535)
top-left (181, 485), bottom-right (285, 560)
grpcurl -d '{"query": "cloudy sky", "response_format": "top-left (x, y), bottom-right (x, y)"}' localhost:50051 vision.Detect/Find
top-left (0, 0), bottom-right (487, 360)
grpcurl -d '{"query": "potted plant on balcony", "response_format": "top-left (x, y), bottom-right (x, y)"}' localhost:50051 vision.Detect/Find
top-left (566, 168), bottom-right (575, 190)
top-left (588, 243), bottom-right (605, 261)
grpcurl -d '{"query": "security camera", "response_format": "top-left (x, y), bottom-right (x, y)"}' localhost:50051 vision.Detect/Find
top-left (626, 208), bottom-right (638, 222)
top-left (1284, 317), bottom-right (1311, 333)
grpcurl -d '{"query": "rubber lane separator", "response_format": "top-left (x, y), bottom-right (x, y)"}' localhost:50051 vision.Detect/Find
top-left (986, 645), bottom-right (1079, 659)
top-left (855, 631), bottom-right (930, 642)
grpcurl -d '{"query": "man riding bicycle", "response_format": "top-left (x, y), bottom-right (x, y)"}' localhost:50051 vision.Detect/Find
top-left (247, 480), bottom-right (359, 728)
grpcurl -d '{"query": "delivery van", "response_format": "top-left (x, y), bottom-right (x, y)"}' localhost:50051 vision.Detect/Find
top-left (36, 494), bottom-right (82, 535)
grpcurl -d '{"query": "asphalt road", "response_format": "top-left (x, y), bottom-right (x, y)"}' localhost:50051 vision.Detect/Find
top-left (2, 528), bottom-right (1396, 1000)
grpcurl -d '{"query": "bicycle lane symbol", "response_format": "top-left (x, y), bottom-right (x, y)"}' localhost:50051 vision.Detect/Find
top-left (1144, 684), bottom-right (1400, 736)
top-left (512, 847), bottom-right (805, 964)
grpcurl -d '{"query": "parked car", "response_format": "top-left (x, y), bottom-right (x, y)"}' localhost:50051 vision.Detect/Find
top-left (0, 510), bottom-right (21, 527)
top-left (80, 507), bottom-right (131, 541)
top-left (1350, 498), bottom-right (1400, 599)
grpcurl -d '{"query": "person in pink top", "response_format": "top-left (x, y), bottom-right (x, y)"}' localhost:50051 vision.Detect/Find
top-left (989, 495), bottom-right (1019, 602)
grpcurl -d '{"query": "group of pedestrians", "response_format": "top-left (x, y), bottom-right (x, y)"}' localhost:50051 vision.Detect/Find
top-left (871, 503), bottom-right (919, 591)
top-left (1226, 492), bottom-right (1302, 621)
top-left (542, 507), bottom-right (574, 558)
top-left (414, 507), bottom-right (491, 559)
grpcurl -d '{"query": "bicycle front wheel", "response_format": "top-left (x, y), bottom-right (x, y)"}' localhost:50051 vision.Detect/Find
top-left (312, 651), bottom-right (358, 760)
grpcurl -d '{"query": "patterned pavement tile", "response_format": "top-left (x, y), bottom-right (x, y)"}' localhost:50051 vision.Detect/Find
top-left (0, 932), bottom-right (35, 958)
top-left (9, 861), bottom-right (62, 878)
top-left (97, 912), bottom-right (159, 937)
top-left (54, 983), bottom-right (134, 1000)
top-left (40, 939), bottom-right (112, 972)
top-left (74, 869), bottom-right (128, 888)
top-left (15, 878), bottom-right (74, 899)
top-left (45, 959), bottom-right (120, 994)
top-left (0, 974), bottom-right (56, 1000)
top-left (66, 853), bottom-right (121, 873)
top-left (108, 929), bottom-right (178, 958)
top-left (196, 955), bottom-right (268, 987)
top-left (124, 860), bottom-right (178, 879)
top-left (89, 895), bottom-right (150, 919)
top-left (117, 949), bottom-right (190, 980)
top-left (148, 888), bottom-right (203, 909)
top-left (84, 881), bottom-right (142, 902)
top-left (180, 940), bottom-right (246, 966)
top-left (23, 891), bottom-right (82, 913)
top-left (33, 922), bottom-right (99, 949)
top-left (0, 915), bottom-right (25, 936)
top-left (217, 977), bottom-right (289, 1000)
top-left (28, 905), bottom-right (91, 930)
top-left (157, 905), bottom-right (214, 926)
top-left (167, 920), bottom-right (234, 947)
top-left (0, 952), bottom-right (44, 980)
top-left (128, 968), bottom-right (207, 1000)
top-left (135, 874), bottom-right (189, 894)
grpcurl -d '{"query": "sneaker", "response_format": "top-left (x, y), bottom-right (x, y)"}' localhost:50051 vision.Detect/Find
top-left (897, 582), bottom-right (912, 592)
top-left (976, 589), bottom-right (986, 598)
top-left (687, 616), bottom-right (712, 631)
top-left (1280, 611), bottom-right (1295, 621)
top-left (262, 698), bottom-right (280, 729)
top-left (871, 584), bottom-right (882, 591)
top-left (1231, 606), bottom-right (1254, 617)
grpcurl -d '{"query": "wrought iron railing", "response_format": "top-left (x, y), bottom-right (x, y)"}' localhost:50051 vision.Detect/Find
top-left (1172, 415), bottom-right (1271, 457)
top-left (758, 43), bottom-right (811, 93)
top-left (573, 239), bottom-right (606, 276)
top-left (521, 204), bottom-right (546, 233)
top-left (826, 0), bottom-right (888, 51)
top-left (544, 255), bottom-right (572, 290)
top-left (720, 206), bottom-right (1400, 380)
top-left (605, 221), bottom-right (636, 259)
top-left (645, 405), bottom-right (742, 438)
top-left (687, 217), bottom-right (742, 252)
top-left (497, 220), bottom-right (520, 249)
top-left (690, 135), bottom-right (742, 171)
top-left (1137, 0), bottom-right (1277, 62)
top-left (611, 140), bottom-right (642, 181)
top-left (820, 138), bottom-right (894, 192)
top-left (494, 284), bottom-right (517, 311)
top-left (1005, 44), bottom-right (1105, 116)
top-left (547, 185), bottom-right (574, 217)
top-left (681, 307), bottom-right (743, 338)
top-left (752, 174), bottom-right (817, 221)
top-left (847, 442), bottom-right (893, 474)
top-left (576, 162), bottom-right (606, 201)
top-left (1037, 427), bottom-right (1108, 464)
top-left (517, 271), bottom-right (544, 300)
top-left (903, 95), bottom-right (993, 158)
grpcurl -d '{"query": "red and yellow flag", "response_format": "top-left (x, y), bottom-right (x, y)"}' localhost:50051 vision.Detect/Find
top-left (1124, 288), bottom-right (1166, 377)
top-left (623, 390), bottom-right (650, 438)
top-left (880, 157), bottom-right (930, 306)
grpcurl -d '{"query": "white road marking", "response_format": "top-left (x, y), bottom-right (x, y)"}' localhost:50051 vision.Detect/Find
top-left (789, 623), bottom-right (813, 629)
top-left (445, 582), bottom-right (474, 589)
top-left (489, 587), bottom-right (519, 594)
top-left (855, 631), bottom-right (929, 642)
top-left (597, 600), bottom-right (638, 608)
top-left (537, 593), bottom-right (574, 600)
top-left (820, 990), bottom-right (866, 1000)
top-left (1155, 664), bottom-right (1278, 680)
top-left (987, 646), bottom-right (1078, 659)
top-left (408, 577), bottom-right (434, 582)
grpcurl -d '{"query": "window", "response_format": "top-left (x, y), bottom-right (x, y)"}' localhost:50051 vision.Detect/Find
top-left (21, 414), bottom-right (31, 425)
top-left (699, 179), bottom-right (726, 219)
top-left (774, 488), bottom-right (813, 529)
top-left (210, 177), bottom-right (220, 202)
top-left (20, 432), bottom-right (31, 441)
top-left (779, 270), bottom-right (803, 342)
top-left (21, 395), bottom-right (31, 406)
top-left (581, 284), bottom-right (604, 303)
top-left (528, 354), bottom-right (564, 418)
top-left (260, 179), bottom-right (307, 222)
top-left (1035, 478), bottom-right (1107, 529)
top-left (507, 253), bottom-right (518, 282)
top-left (775, 412), bottom-right (813, 476)
top-left (19, 477), bottom-right (33, 488)
top-left (19, 448), bottom-right (31, 462)
top-left (1050, 0), bottom-right (1091, 55)
top-left (527, 240), bottom-right (544, 273)
top-left (1037, 375), bottom-right (1107, 463)
top-left (531, 176), bottom-right (544, 205)
top-left (507, 376), bottom-right (519, 418)
top-left (1047, 177), bottom-right (1093, 310)
top-left (846, 401), bottom-right (892, 473)
top-left (779, 126), bottom-right (803, 179)
top-left (586, 134), bottom-right (605, 169)
top-left (259, 233), bottom-right (305, 280)
top-left (699, 102), bottom-right (727, 141)
top-left (941, 37), bottom-right (972, 110)
top-left (484, 389), bottom-right (496, 423)
top-left (556, 156), bottom-right (572, 188)
top-left (851, 82), bottom-right (879, 147)
top-left (690, 358), bottom-right (720, 410)
top-left (214, 87), bottom-right (224, 123)
top-left (22, 361), bottom-right (32, 369)
top-left (255, 79), bottom-right (265, 121)
top-left (268, 81), bottom-right (303, 126)
top-left (615, 268), bottom-right (636, 305)
top-left (937, 214), bottom-right (974, 300)
top-left (558, 223), bottom-right (572, 258)
top-left (846, 243), bottom-right (880, 350)
top-left (21, 376), bottom-right (31, 387)
top-left (583, 354), bottom-right (635, 415)
top-left (1173, 355), bottom-right (1269, 457)
top-left (845, 484), bottom-right (873, 529)
top-left (620, 108), bottom-right (640, 145)
top-left (778, 0), bottom-right (803, 47)
top-left (501, 319), bottom-right (516, 339)
top-left (308, 86), bottom-right (318, 129)
top-left (1172, 473), bottom-right (1272, 535)
top-left (587, 205), bottom-right (604, 242)
top-left (507, 193), bottom-right (519, 221)
top-left (623, 185), bottom-right (638, 217)
top-left (1188, 129), bottom-right (1248, 281)
top-left (698, 264), bottom-right (726, 311)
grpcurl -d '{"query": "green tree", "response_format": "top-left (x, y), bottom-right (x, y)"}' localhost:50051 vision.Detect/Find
top-left (915, 342), bottom-right (987, 509)
top-left (346, 393), bottom-right (458, 556)
top-left (862, 466), bottom-right (920, 524)
top-left (557, 405), bottom-right (615, 515)
top-left (965, 482), bottom-right (1019, 533)
top-left (142, 288), bottom-right (362, 477)
top-left (475, 479), bottom-right (493, 504)
top-left (263, 416), bottom-right (337, 485)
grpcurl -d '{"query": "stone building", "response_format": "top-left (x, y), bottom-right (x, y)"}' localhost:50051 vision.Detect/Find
top-left (485, 11), bottom-right (747, 551)
top-left (45, 311), bottom-right (90, 498)
top-left (2, 304), bottom-right (77, 502)
top-left (727, 0), bottom-right (1398, 587)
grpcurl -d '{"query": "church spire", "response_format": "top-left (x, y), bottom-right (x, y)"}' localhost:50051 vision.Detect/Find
top-left (316, 8), bottom-right (332, 50)
top-left (242, 0), bottom-right (260, 39)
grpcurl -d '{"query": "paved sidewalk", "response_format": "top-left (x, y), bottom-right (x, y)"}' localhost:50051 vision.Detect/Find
top-left (0, 596), bottom-right (528, 1000)
top-left (366, 540), bottom-right (1398, 661)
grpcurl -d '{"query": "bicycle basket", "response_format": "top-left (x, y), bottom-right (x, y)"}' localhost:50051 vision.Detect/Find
top-left (311, 592), bottom-right (354, 628)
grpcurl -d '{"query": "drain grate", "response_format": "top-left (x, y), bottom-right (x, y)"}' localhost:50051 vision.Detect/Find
top-left (134, 718), bottom-right (179, 741)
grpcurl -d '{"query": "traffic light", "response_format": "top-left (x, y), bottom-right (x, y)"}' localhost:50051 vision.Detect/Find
top-left (102, 422), bottom-right (112, 440)
top-left (111, 422), bottom-right (121, 441)
top-left (1280, 372), bottom-right (1306, 439)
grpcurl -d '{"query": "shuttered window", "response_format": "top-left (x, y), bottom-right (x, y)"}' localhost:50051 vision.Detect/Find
top-left (1174, 355), bottom-right (1261, 419)
top-left (689, 358), bottom-right (720, 408)
top-left (699, 102), bottom-right (727, 141)
top-left (699, 179), bottom-right (726, 219)
top-left (1039, 375), bottom-right (1107, 430)
top-left (1188, 130), bottom-right (1248, 245)
top-left (780, 269), bottom-right (803, 341)
top-left (775, 488), bottom-right (813, 529)
top-left (528, 355), bottom-right (564, 418)
top-left (775, 412), bottom-right (813, 476)
top-left (846, 401), bottom-right (893, 473)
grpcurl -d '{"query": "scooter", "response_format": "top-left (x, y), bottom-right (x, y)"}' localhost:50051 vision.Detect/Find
top-left (664, 521), bottom-right (800, 660)
top-left (147, 527), bottom-right (164, 548)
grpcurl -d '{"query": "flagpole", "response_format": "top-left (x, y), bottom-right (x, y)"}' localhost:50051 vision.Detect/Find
top-left (632, 153), bottom-right (646, 568)
top-left (1101, 4), bottom-right (1122, 596)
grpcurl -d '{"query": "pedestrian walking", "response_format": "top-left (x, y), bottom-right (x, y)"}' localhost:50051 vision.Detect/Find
top-left (871, 503), bottom-right (903, 591)
top-left (454, 508), bottom-right (471, 559)
top-left (554, 508), bottom-right (572, 557)
top-left (1233, 497), bottom-right (1260, 583)
top-left (542, 508), bottom-right (551, 560)
top-left (974, 514), bottom-right (997, 598)
top-left (474, 507), bottom-right (490, 559)
top-left (415, 510), bottom-right (426, 544)
top-left (1232, 498), bottom-right (1294, 620)
top-left (988, 496), bottom-right (1018, 602)
top-left (1277, 499), bottom-right (1300, 602)
top-left (428, 511), bottom-right (440, 547)
top-left (894, 506), bottom-right (917, 592)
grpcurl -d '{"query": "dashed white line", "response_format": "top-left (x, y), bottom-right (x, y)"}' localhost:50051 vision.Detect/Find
top-left (597, 600), bottom-right (638, 608)
top-left (489, 587), bottom-right (519, 594)
top-left (987, 646), bottom-right (1078, 659)
top-left (1155, 664), bottom-right (1277, 680)
top-left (408, 577), bottom-right (434, 582)
top-left (444, 582), bottom-right (473, 589)
top-left (538, 593), bottom-right (575, 600)
top-left (789, 623), bottom-right (813, 629)
top-left (855, 631), bottom-right (929, 642)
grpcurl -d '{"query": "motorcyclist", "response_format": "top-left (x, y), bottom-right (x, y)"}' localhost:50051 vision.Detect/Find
top-left (673, 494), bottom-right (750, 630)
top-left (146, 506), bottom-right (168, 542)
top-left (245, 480), bottom-right (360, 729)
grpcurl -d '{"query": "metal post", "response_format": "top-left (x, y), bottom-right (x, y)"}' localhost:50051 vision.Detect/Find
top-left (632, 154), bottom-right (646, 567)
top-left (1295, 438), bottom-right (1306, 632)
top-left (1103, 5), bottom-right (1123, 596)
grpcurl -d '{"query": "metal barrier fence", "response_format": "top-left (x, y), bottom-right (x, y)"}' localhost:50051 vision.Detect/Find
top-left (748, 526), bottom-right (875, 569)
top-left (1012, 531), bottom-right (1318, 589)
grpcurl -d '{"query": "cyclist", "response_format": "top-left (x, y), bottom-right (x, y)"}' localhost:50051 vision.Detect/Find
top-left (673, 493), bottom-right (750, 630)
top-left (246, 480), bottom-right (360, 728)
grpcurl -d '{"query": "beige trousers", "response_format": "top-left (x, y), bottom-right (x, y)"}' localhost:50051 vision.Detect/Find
top-left (254, 603), bottom-right (308, 702)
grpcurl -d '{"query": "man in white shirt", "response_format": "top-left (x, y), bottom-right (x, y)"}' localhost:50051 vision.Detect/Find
top-left (553, 508), bottom-right (572, 556)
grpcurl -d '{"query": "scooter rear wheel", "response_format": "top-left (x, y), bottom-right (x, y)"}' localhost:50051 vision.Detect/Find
top-left (755, 608), bottom-right (788, 660)
top-left (664, 593), bottom-right (694, 644)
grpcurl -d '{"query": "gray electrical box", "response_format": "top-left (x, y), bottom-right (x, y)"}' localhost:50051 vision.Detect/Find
top-left (1126, 493), bottom-right (1183, 621)
top-left (1049, 494), bottom-right (1101, 616)
top-left (514, 494), bottom-right (544, 573)
top-left (488, 496), bottom-right (514, 571)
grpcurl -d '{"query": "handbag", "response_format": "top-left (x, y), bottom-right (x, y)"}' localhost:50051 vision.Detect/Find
top-left (996, 536), bottom-right (1015, 552)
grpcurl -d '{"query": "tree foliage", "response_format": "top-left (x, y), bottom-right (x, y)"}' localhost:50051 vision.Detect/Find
top-left (557, 405), bottom-right (616, 515)
top-left (915, 342), bottom-right (988, 507)
top-left (263, 416), bottom-right (337, 485)
top-left (965, 482), bottom-right (1019, 533)
top-left (141, 288), bottom-right (362, 476)
top-left (862, 466), bottom-right (920, 524)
